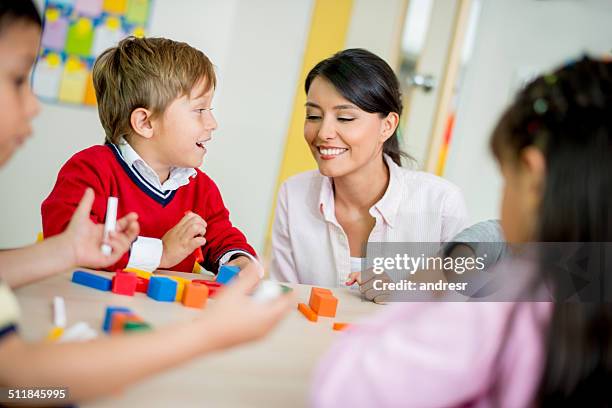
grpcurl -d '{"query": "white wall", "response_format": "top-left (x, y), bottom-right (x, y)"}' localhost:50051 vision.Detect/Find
top-left (444, 0), bottom-right (612, 225)
top-left (0, 0), bottom-right (312, 252)
top-left (345, 0), bottom-right (406, 67)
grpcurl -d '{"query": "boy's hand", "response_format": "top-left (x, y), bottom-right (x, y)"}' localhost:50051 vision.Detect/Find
top-left (201, 263), bottom-right (292, 349)
top-left (226, 255), bottom-right (264, 279)
top-left (160, 211), bottom-right (207, 269)
top-left (64, 188), bottom-right (140, 268)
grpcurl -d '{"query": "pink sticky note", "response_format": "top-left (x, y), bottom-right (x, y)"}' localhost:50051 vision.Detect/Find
top-left (75, 0), bottom-right (103, 16)
top-left (41, 13), bottom-right (68, 50)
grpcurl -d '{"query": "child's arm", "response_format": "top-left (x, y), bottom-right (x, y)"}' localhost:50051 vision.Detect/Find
top-left (1, 189), bottom-right (139, 288)
top-left (41, 151), bottom-right (134, 272)
top-left (310, 303), bottom-right (513, 407)
top-left (0, 266), bottom-right (291, 402)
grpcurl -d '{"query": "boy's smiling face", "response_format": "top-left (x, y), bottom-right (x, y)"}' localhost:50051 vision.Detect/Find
top-left (0, 22), bottom-right (41, 167)
top-left (149, 78), bottom-right (217, 172)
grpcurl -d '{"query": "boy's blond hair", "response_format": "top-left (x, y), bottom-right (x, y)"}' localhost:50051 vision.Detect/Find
top-left (93, 36), bottom-right (216, 144)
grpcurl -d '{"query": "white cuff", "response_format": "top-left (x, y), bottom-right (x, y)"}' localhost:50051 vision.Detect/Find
top-left (127, 236), bottom-right (163, 272)
top-left (218, 250), bottom-right (258, 269)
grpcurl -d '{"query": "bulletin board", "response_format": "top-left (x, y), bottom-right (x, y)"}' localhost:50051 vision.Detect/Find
top-left (32, 0), bottom-right (152, 107)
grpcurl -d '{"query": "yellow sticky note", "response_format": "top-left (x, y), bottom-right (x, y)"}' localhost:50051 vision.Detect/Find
top-left (103, 0), bottom-right (127, 14)
top-left (58, 57), bottom-right (87, 104)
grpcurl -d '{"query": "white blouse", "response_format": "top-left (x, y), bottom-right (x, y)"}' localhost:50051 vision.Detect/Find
top-left (270, 154), bottom-right (469, 287)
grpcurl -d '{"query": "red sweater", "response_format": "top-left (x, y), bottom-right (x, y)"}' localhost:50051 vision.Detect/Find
top-left (42, 144), bottom-right (256, 273)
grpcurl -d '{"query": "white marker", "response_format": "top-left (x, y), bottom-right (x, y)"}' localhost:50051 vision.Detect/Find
top-left (101, 196), bottom-right (118, 256)
top-left (53, 296), bottom-right (66, 328)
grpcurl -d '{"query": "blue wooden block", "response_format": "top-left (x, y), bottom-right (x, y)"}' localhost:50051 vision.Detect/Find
top-left (72, 270), bottom-right (112, 291)
top-left (217, 265), bottom-right (240, 285)
top-left (103, 306), bottom-right (131, 332)
top-left (147, 276), bottom-right (177, 302)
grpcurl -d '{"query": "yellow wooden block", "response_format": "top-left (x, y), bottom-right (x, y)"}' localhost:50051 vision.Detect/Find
top-left (168, 276), bottom-right (189, 285)
top-left (123, 268), bottom-right (152, 280)
top-left (166, 276), bottom-right (189, 302)
top-left (46, 326), bottom-right (64, 341)
top-left (174, 281), bottom-right (185, 302)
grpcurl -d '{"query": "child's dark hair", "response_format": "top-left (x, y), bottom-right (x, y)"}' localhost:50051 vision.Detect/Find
top-left (491, 57), bottom-right (612, 405)
top-left (0, 0), bottom-right (42, 34)
top-left (305, 48), bottom-right (411, 167)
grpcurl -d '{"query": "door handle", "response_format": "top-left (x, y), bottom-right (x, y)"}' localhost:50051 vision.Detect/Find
top-left (406, 74), bottom-right (436, 93)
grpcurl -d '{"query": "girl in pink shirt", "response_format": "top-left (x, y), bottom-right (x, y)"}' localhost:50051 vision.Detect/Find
top-left (311, 57), bottom-right (612, 407)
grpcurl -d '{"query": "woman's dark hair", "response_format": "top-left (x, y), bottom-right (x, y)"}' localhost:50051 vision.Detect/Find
top-left (0, 0), bottom-right (42, 34)
top-left (491, 57), bottom-right (612, 406)
top-left (305, 48), bottom-right (410, 166)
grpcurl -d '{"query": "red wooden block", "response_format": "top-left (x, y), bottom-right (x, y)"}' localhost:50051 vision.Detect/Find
top-left (135, 276), bottom-right (149, 293)
top-left (182, 282), bottom-right (209, 309)
top-left (184, 211), bottom-right (205, 264)
top-left (192, 279), bottom-right (221, 297)
top-left (112, 272), bottom-right (137, 296)
top-left (194, 247), bottom-right (204, 264)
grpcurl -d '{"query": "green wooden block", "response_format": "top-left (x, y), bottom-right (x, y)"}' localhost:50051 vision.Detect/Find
top-left (123, 321), bottom-right (151, 332)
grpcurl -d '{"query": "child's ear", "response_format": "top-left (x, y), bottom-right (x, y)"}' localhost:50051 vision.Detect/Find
top-left (379, 112), bottom-right (400, 143)
top-left (130, 108), bottom-right (154, 139)
top-left (521, 146), bottom-right (546, 194)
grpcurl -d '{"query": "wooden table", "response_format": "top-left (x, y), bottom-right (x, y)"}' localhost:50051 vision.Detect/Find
top-left (14, 270), bottom-right (382, 407)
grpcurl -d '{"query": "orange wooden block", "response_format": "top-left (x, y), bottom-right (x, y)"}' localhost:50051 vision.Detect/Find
top-left (298, 303), bottom-right (318, 322)
top-left (309, 289), bottom-right (338, 317)
top-left (311, 287), bottom-right (332, 295)
top-left (333, 322), bottom-right (350, 331)
top-left (111, 313), bottom-right (142, 334)
top-left (308, 287), bottom-right (332, 307)
top-left (182, 282), bottom-right (209, 309)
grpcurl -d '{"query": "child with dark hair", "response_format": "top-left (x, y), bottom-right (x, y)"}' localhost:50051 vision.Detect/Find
top-left (311, 57), bottom-right (612, 407)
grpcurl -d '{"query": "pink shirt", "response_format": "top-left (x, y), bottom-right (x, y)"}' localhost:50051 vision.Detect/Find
top-left (271, 155), bottom-right (469, 286)
top-left (311, 300), bottom-right (551, 407)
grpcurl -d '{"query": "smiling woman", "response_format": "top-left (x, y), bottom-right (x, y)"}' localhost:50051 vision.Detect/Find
top-left (270, 49), bottom-right (469, 289)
